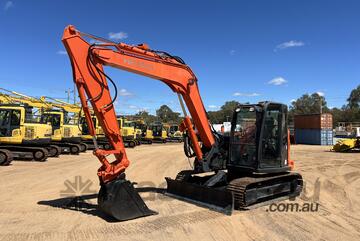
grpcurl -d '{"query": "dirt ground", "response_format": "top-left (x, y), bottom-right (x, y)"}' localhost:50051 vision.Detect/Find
top-left (0, 144), bottom-right (359, 241)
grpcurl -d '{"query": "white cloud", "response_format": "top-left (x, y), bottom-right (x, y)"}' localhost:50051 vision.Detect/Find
top-left (118, 88), bottom-right (133, 96)
top-left (108, 32), bottom-right (128, 40)
top-left (233, 92), bottom-right (260, 97)
top-left (208, 105), bottom-right (218, 109)
top-left (56, 50), bottom-right (67, 55)
top-left (4, 1), bottom-right (14, 11)
top-left (275, 40), bottom-right (304, 51)
top-left (229, 50), bottom-right (236, 55)
top-left (128, 105), bottom-right (137, 109)
top-left (316, 91), bottom-right (325, 96)
top-left (268, 77), bottom-right (288, 86)
top-left (290, 99), bottom-right (296, 103)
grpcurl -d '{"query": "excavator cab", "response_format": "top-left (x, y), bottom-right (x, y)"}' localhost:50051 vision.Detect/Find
top-left (228, 102), bottom-right (290, 173)
top-left (167, 102), bottom-right (301, 212)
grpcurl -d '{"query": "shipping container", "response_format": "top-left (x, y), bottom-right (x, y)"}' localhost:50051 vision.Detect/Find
top-left (294, 113), bottom-right (333, 130)
top-left (295, 129), bottom-right (333, 145)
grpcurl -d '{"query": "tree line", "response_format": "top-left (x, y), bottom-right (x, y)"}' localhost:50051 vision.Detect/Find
top-left (132, 85), bottom-right (360, 127)
top-left (288, 85), bottom-right (360, 126)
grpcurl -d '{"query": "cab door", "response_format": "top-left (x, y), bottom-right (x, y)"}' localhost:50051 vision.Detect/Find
top-left (259, 103), bottom-right (287, 169)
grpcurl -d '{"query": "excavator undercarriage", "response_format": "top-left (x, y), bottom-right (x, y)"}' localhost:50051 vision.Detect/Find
top-left (167, 170), bottom-right (303, 213)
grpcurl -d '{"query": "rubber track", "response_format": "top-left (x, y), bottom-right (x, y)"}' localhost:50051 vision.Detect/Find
top-left (227, 172), bottom-right (302, 209)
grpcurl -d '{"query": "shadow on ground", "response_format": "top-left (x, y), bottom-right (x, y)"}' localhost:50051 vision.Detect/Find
top-left (37, 187), bottom-right (166, 222)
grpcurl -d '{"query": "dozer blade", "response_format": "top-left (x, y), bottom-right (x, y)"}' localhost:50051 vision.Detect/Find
top-left (98, 178), bottom-right (157, 221)
top-left (165, 177), bottom-right (234, 214)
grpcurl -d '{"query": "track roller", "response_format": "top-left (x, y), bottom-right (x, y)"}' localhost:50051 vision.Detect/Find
top-left (79, 143), bottom-right (88, 152)
top-left (33, 148), bottom-right (49, 162)
top-left (0, 149), bottom-right (13, 166)
top-left (46, 145), bottom-right (61, 157)
top-left (69, 144), bottom-right (81, 155)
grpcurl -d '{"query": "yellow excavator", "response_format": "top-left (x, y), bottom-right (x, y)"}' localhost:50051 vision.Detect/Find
top-left (332, 127), bottom-right (360, 152)
top-left (41, 97), bottom-right (111, 150)
top-left (117, 117), bottom-right (137, 148)
top-left (39, 96), bottom-right (110, 151)
top-left (0, 91), bottom-right (56, 163)
top-left (164, 123), bottom-right (183, 142)
top-left (1, 89), bottom-right (84, 155)
top-left (150, 121), bottom-right (168, 143)
top-left (39, 96), bottom-right (89, 152)
top-left (46, 98), bottom-right (135, 150)
top-left (79, 115), bottom-right (111, 150)
top-left (134, 119), bottom-right (154, 144)
top-left (124, 119), bottom-right (142, 145)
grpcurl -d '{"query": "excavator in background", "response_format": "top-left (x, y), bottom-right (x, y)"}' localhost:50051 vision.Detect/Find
top-left (0, 92), bottom-right (56, 163)
top-left (164, 123), bottom-right (183, 142)
top-left (123, 118), bottom-right (142, 146)
top-left (1, 89), bottom-right (84, 155)
top-left (332, 127), bottom-right (360, 152)
top-left (117, 117), bottom-right (137, 148)
top-left (62, 25), bottom-right (303, 221)
top-left (150, 121), bottom-right (168, 143)
top-left (125, 119), bottom-right (145, 145)
top-left (46, 98), bottom-right (134, 150)
top-left (79, 115), bottom-right (111, 150)
top-left (39, 96), bottom-right (109, 151)
top-left (134, 119), bottom-right (154, 144)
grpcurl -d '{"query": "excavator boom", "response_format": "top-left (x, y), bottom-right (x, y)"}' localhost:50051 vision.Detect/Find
top-left (62, 25), bottom-right (218, 183)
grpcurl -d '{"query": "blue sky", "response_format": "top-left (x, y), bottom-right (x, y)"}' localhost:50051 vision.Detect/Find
top-left (0, 0), bottom-right (359, 115)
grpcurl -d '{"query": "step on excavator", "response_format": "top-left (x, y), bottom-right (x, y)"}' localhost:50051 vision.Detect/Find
top-left (62, 25), bottom-right (303, 221)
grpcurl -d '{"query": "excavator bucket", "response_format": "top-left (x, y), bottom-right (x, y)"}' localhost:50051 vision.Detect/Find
top-left (98, 178), bottom-right (157, 221)
top-left (165, 177), bottom-right (234, 214)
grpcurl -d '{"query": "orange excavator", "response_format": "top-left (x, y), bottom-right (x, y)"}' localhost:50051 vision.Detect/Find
top-left (62, 25), bottom-right (303, 221)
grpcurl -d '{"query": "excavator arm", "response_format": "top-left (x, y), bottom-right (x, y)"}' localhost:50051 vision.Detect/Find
top-left (62, 25), bottom-right (218, 184)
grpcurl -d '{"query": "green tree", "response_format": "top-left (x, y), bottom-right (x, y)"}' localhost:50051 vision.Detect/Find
top-left (155, 105), bottom-right (180, 123)
top-left (290, 93), bottom-right (328, 115)
top-left (207, 101), bottom-right (240, 123)
top-left (134, 110), bottom-right (157, 124)
top-left (347, 85), bottom-right (360, 109)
